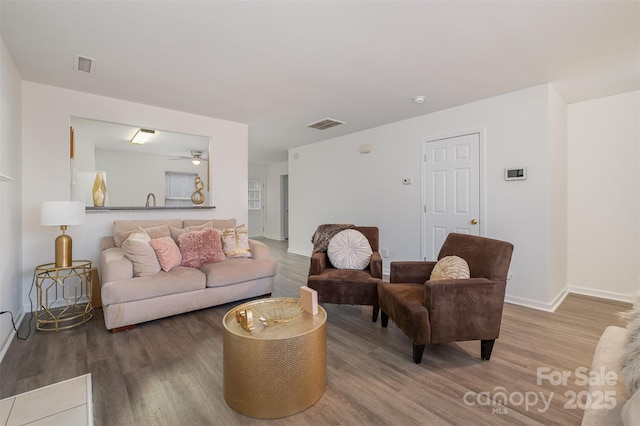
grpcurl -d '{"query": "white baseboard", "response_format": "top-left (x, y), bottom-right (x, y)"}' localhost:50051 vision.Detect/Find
top-left (566, 286), bottom-right (633, 304)
top-left (0, 309), bottom-right (25, 363)
top-left (287, 248), bottom-right (311, 257)
top-left (505, 293), bottom-right (562, 312)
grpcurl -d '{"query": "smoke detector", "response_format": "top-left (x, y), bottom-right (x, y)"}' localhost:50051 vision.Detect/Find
top-left (307, 117), bottom-right (345, 130)
top-left (74, 54), bottom-right (96, 74)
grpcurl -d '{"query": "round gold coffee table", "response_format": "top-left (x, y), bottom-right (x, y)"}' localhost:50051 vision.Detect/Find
top-left (223, 297), bottom-right (327, 419)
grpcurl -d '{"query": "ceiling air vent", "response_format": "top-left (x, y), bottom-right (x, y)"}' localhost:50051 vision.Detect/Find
top-left (307, 117), bottom-right (345, 130)
top-left (74, 54), bottom-right (96, 74)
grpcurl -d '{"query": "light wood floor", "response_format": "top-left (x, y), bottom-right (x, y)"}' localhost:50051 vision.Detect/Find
top-left (1, 239), bottom-right (631, 425)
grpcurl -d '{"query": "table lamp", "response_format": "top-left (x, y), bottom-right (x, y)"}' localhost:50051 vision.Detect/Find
top-left (41, 201), bottom-right (85, 268)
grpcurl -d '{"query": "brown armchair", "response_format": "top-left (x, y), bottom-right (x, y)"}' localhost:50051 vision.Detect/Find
top-left (378, 233), bottom-right (513, 363)
top-left (307, 226), bottom-right (382, 322)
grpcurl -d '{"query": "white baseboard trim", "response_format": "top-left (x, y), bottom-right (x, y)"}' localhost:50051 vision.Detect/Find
top-left (505, 287), bottom-right (569, 312)
top-left (287, 248), bottom-right (311, 257)
top-left (566, 286), bottom-right (633, 304)
top-left (0, 309), bottom-right (25, 364)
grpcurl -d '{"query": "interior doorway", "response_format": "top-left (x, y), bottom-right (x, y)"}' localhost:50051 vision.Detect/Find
top-left (248, 177), bottom-right (265, 238)
top-left (422, 131), bottom-right (482, 260)
top-left (281, 175), bottom-right (289, 240)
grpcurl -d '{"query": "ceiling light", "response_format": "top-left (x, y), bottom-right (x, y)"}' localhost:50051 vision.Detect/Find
top-left (192, 158), bottom-right (201, 166)
top-left (130, 129), bottom-right (155, 144)
top-left (413, 96), bottom-right (426, 104)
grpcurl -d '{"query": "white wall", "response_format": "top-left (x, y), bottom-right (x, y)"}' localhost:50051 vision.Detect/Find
top-left (21, 82), bottom-right (248, 312)
top-left (567, 91), bottom-right (640, 300)
top-left (289, 84), bottom-right (565, 309)
top-left (0, 38), bottom-right (23, 358)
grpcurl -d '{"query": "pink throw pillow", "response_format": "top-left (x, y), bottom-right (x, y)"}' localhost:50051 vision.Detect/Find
top-left (177, 228), bottom-right (225, 268)
top-left (149, 237), bottom-right (182, 272)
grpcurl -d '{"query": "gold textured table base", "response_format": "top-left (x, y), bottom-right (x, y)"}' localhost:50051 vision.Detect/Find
top-left (223, 298), bottom-right (327, 419)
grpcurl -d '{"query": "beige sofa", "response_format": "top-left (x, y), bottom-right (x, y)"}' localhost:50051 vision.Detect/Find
top-left (581, 325), bottom-right (639, 425)
top-left (100, 218), bottom-right (277, 331)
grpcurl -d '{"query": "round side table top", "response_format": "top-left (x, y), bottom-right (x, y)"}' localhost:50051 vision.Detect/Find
top-left (223, 297), bottom-right (326, 340)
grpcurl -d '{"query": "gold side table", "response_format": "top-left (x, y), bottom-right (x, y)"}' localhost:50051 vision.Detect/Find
top-left (34, 260), bottom-right (93, 332)
top-left (223, 298), bottom-right (327, 419)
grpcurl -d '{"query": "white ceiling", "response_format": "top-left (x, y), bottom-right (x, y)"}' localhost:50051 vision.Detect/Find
top-left (2, 1), bottom-right (638, 165)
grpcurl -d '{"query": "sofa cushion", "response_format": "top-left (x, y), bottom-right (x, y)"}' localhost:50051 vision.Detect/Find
top-left (200, 258), bottom-right (276, 288)
top-left (177, 228), bottom-right (225, 268)
top-left (430, 255), bottom-right (470, 281)
top-left (149, 237), bottom-right (182, 272)
top-left (183, 218), bottom-right (236, 229)
top-left (101, 266), bottom-right (206, 305)
top-left (327, 229), bottom-right (372, 270)
top-left (169, 221), bottom-right (213, 242)
top-left (121, 230), bottom-right (161, 277)
top-left (220, 225), bottom-right (252, 258)
top-left (113, 220), bottom-right (180, 247)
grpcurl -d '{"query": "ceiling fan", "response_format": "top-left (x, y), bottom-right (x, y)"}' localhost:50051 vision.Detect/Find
top-left (169, 150), bottom-right (208, 165)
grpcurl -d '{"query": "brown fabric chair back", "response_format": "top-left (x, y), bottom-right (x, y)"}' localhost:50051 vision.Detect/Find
top-left (352, 226), bottom-right (379, 252)
top-left (438, 233), bottom-right (513, 282)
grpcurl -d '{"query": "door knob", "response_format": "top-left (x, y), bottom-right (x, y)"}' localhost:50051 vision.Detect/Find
top-left (470, 218), bottom-right (478, 225)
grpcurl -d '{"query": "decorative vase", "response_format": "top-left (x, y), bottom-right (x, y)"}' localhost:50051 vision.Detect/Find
top-left (92, 172), bottom-right (107, 207)
top-left (191, 176), bottom-right (205, 205)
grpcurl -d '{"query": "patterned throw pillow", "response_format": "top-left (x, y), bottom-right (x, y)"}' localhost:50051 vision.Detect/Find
top-left (327, 229), bottom-right (372, 270)
top-left (122, 230), bottom-right (161, 277)
top-left (430, 255), bottom-right (470, 280)
top-left (220, 225), bottom-right (252, 258)
top-left (177, 228), bottom-right (225, 268)
top-left (149, 237), bottom-right (182, 272)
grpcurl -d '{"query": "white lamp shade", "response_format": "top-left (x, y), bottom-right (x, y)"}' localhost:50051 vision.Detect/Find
top-left (41, 201), bottom-right (86, 226)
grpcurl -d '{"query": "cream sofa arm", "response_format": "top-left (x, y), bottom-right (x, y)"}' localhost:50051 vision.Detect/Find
top-left (248, 239), bottom-right (270, 260)
top-left (101, 247), bottom-right (134, 284)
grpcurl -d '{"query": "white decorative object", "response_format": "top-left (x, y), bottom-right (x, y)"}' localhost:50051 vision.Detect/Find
top-left (327, 229), bottom-right (372, 270)
top-left (300, 286), bottom-right (318, 315)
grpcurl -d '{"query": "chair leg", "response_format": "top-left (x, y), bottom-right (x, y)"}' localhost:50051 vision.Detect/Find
top-left (481, 339), bottom-right (495, 360)
top-left (413, 343), bottom-right (425, 364)
top-left (372, 306), bottom-right (379, 322)
top-left (381, 311), bottom-right (389, 327)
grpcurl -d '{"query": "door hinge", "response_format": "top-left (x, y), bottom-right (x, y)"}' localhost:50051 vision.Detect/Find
top-left (424, 154), bottom-right (427, 162)
top-left (424, 205), bottom-right (427, 213)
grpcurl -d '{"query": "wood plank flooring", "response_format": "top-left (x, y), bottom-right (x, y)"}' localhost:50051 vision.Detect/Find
top-left (1, 239), bottom-right (631, 425)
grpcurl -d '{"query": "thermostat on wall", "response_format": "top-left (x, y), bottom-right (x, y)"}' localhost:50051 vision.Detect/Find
top-left (504, 167), bottom-right (527, 181)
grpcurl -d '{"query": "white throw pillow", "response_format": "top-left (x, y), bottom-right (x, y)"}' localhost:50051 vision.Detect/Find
top-left (327, 229), bottom-right (372, 270)
top-left (122, 230), bottom-right (161, 277)
top-left (430, 255), bottom-right (470, 280)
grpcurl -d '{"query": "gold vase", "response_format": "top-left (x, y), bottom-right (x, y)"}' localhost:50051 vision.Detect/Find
top-left (92, 172), bottom-right (107, 207)
top-left (191, 176), bottom-right (205, 205)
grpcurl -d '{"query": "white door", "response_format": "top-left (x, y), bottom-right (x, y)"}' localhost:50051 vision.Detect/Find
top-left (422, 132), bottom-right (481, 260)
top-left (248, 177), bottom-right (265, 238)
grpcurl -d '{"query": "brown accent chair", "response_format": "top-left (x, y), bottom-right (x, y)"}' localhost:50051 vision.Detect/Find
top-left (378, 233), bottom-right (514, 363)
top-left (307, 226), bottom-right (382, 322)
